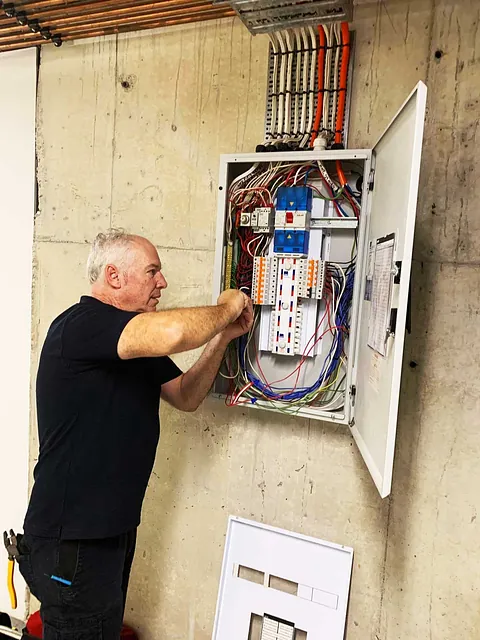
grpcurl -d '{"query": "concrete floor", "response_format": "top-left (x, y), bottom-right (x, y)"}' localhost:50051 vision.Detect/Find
top-left (31, 1), bottom-right (480, 638)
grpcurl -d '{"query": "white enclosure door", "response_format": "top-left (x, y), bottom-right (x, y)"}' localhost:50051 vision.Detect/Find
top-left (352, 82), bottom-right (427, 498)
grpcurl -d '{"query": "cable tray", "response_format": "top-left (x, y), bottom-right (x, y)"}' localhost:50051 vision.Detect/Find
top-left (213, 0), bottom-right (353, 34)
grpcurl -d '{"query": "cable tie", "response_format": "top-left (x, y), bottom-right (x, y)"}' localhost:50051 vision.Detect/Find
top-left (271, 47), bottom-right (336, 55)
top-left (317, 88), bottom-right (347, 94)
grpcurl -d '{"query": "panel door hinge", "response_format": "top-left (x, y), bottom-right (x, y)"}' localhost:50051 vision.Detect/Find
top-left (393, 260), bottom-right (402, 284)
top-left (368, 169), bottom-right (375, 191)
top-left (350, 385), bottom-right (356, 407)
top-left (349, 417), bottom-right (355, 429)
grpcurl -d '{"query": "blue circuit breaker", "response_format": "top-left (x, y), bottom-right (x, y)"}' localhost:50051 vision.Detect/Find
top-left (273, 229), bottom-right (310, 255)
top-left (276, 186), bottom-right (313, 214)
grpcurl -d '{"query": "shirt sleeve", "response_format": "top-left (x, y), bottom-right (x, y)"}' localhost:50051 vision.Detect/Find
top-left (156, 356), bottom-right (183, 386)
top-left (61, 305), bottom-right (138, 361)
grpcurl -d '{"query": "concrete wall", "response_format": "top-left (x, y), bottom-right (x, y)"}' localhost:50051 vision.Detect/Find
top-left (32, 1), bottom-right (480, 638)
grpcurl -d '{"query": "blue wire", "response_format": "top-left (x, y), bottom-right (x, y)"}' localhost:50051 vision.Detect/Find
top-left (240, 267), bottom-right (355, 402)
top-left (345, 183), bottom-right (362, 205)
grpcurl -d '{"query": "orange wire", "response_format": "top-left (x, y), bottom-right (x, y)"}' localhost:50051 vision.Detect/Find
top-left (335, 23), bottom-right (351, 187)
top-left (310, 25), bottom-right (326, 147)
top-left (335, 22), bottom-right (350, 146)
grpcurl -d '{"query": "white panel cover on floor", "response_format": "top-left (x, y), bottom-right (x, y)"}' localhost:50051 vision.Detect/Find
top-left (212, 517), bottom-right (353, 640)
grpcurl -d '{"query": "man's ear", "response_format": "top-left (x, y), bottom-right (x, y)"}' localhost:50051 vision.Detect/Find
top-left (105, 264), bottom-right (121, 289)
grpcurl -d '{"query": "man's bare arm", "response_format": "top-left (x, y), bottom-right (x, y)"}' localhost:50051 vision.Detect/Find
top-left (117, 290), bottom-right (247, 359)
top-left (161, 300), bottom-right (253, 412)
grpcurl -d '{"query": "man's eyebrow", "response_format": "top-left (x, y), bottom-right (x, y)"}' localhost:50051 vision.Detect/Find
top-left (146, 262), bottom-right (161, 270)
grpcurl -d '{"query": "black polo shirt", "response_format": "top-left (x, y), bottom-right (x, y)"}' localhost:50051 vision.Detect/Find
top-left (24, 296), bottom-right (182, 540)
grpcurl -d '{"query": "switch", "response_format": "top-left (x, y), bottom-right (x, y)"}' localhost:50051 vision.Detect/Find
top-left (286, 211), bottom-right (294, 224)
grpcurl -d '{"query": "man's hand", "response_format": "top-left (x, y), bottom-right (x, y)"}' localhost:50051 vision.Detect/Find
top-left (161, 295), bottom-right (254, 412)
top-left (222, 297), bottom-right (254, 340)
top-left (217, 289), bottom-right (249, 321)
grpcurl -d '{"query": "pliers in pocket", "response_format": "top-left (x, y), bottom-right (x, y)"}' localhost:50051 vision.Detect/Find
top-left (3, 530), bottom-right (20, 610)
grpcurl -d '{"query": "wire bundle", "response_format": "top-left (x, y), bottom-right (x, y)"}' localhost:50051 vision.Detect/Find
top-left (228, 263), bottom-right (355, 413)
top-left (222, 161), bottom-right (360, 413)
top-left (263, 22), bottom-right (351, 151)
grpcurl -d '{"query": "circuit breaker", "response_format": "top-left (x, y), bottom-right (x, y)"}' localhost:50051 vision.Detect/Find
top-left (212, 83), bottom-right (427, 498)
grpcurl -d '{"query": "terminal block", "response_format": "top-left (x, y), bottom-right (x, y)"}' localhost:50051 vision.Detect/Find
top-left (304, 259), bottom-right (326, 299)
top-left (255, 258), bottom-right (327, 357)
top-left (271, 257), bottom-right (301, 356)
top-left (252, 257), bottom-right (278, 305)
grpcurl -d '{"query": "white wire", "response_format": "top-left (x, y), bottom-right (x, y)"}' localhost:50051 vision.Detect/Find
top-left (294, 29), bottom-right (302, 136)
top-left (293, 165), bottom-right (304, 185)
top-left (227, 164), bottom-right (260, 241)
top-left (268, 33), bottom-right (280, 141)
top-left (277, 31), bottom-right (287, 139)
top-left (246, 236), bottom-right (259, 257)
top-left (284, 30), bottom-right (294, 139)
top-left (300, 26), bottom-right (317, 148)
top-left (323, 24), bottom-right (332, 133)
top-left (300, 28), bottom-right (309, 140)
top-left (317, 160), bottom-right (337, 191)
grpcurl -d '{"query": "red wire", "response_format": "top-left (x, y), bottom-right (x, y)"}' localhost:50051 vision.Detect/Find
top-left (315, 177), bottom-right (344, 217)
top-left (249, 300), bottom-right (342, 401)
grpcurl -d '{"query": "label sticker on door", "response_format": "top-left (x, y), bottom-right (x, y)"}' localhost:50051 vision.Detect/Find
top-left (364, 241), bottom-right (375, 301)
top-left (369, 351), bottom-right (383, 393)
top-left (367, 234), bottom-right (396, 356)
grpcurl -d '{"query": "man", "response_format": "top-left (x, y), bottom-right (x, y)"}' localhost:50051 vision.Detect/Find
top-left (18, 229), bottom-right (252, 640)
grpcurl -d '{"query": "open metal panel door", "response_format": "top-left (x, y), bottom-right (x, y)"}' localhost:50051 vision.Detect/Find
top-left (351, 82), bottom-right (427, 498)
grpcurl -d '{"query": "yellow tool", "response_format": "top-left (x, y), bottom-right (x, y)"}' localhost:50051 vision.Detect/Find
top-left (3, 530), bottom-right (19, 610)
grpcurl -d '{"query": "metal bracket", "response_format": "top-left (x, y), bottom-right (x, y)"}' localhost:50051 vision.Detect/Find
top-left (215, 0), bottom-right (354, 35)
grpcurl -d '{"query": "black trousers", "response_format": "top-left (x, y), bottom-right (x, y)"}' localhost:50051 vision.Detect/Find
top-left (17, 530), bottom-right (137, 640)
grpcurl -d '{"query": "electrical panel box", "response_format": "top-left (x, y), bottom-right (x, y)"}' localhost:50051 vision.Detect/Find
top-left (212, 83), bottom-right (427, 498)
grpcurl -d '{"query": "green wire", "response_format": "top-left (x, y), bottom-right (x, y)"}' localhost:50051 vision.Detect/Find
top-left (312, 186), bottom-right (345, 202)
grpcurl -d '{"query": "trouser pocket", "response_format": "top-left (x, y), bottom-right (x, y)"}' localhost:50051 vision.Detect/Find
top-left (55, 540), bottom-right (81, 586)
top-left (16, 534), bottom-right (38, 600)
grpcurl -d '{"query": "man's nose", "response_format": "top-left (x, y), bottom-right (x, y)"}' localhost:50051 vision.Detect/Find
top-left (156, 271), bottom-right (167, 289)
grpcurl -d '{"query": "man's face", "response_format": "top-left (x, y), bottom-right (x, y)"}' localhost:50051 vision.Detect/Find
top-left (117, 238), bottom-right (167, 313)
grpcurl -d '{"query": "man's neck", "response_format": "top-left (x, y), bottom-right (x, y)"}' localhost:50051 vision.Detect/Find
top-left (90, 288), bottom-right (120, 309)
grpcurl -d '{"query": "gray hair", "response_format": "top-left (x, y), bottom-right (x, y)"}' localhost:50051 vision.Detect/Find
top-left (87, 229), bottom-right (135, 284)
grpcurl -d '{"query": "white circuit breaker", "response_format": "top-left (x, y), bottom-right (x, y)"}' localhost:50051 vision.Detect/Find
top-left (212, 83), bottom-right (427, 498)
